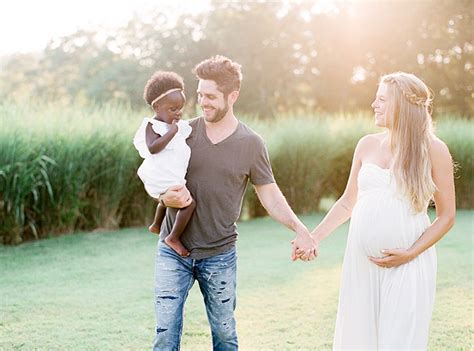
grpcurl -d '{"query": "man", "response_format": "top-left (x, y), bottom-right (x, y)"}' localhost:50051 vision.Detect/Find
top-left (153, 55), bottom-right (316, 350)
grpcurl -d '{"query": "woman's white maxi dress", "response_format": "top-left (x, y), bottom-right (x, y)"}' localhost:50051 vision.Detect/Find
top-left (333, 163), bottom-right (437, 350)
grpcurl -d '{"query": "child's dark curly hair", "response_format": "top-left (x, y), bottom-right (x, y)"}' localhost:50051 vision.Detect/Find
top-left (143, 71), bottom-right (184, 107)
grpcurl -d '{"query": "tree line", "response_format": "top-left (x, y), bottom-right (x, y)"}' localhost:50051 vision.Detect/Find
top-left (1, 0), bottom-right (472, 117)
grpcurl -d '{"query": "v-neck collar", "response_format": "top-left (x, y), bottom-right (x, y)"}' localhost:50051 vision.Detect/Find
top-left (199, 117), bottom-right (240, 146)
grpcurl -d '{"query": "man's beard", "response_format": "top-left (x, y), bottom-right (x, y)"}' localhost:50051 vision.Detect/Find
top-left (205, 102), bottom-right (229, 123)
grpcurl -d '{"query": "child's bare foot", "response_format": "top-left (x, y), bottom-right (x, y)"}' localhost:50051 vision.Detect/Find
top-left (165, 236), bottom-right (190, 257)
top-left (149, 224), bottom-right (161, 234)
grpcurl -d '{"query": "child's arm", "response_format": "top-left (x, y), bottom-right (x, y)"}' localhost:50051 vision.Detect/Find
top-left (146, 120), bottom-right (179, 154)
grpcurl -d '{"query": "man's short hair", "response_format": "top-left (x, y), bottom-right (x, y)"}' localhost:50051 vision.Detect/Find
top-left (193, 55), bottom-right (242, 95)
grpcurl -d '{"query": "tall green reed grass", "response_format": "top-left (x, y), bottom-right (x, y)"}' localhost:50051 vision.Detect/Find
top-left (1, 102), bottom-right (472, 244)
top-left (243, 113), bottom-right (375, 216)
top-left (0, 101), bottom-right (153, 243)
top-left (435, 118), bottom-right (474, 208)
top-left (243, 113), bottom-right (473, 216)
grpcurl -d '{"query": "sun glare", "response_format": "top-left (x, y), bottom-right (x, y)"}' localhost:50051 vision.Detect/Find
top-left (0, 0), bottom-right (211, 55)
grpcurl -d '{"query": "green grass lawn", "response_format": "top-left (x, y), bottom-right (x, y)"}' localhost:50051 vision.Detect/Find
top-left (1, 211), bottom-right (472, 350)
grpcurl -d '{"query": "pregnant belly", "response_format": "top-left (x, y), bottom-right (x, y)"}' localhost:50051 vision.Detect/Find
top-left (350, 193), bottom-right (429, 257)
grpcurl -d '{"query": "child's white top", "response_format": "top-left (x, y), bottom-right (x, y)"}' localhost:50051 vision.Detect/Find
top-left (133, 117), bottom-right (192, 198)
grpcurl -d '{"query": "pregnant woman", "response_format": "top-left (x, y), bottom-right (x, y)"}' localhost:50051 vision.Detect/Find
top-left (309, 72), bottom-right (455, 349)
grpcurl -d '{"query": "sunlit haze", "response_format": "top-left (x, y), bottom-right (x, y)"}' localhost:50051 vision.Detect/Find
top-left (0, 0), bottom-right (210, 55)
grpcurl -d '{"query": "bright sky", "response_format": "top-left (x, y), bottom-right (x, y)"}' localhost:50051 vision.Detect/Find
top-left (0, 0), bottom-right (210, 56)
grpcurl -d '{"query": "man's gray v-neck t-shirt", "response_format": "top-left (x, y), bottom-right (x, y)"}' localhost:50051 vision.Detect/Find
top-left (161, 117), bottom-right (275, 259)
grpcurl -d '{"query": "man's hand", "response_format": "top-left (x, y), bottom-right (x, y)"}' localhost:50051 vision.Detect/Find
top-left (161, 185), bottom-right (191, 208)
top-left (291, 228), bottom-right (318, 262)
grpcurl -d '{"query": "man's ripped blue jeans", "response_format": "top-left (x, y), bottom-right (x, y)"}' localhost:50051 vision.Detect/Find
top-left (153, 242), bottom-right (238, 351)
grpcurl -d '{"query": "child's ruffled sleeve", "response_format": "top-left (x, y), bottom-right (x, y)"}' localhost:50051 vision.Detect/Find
top-left (133, 118), bottom-right (152, 158)
top-left (149, 120), bottom-right (170, 136)
top-left (177, 120), bottom-right (192, 139)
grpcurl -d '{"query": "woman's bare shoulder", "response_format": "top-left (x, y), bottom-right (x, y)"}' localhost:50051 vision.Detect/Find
top-left (357, 132), bottom-right (386, 147)
top-left (430, 135), bottom-right (451, 156)
top-left (429, 135), bottom-right (452, 166)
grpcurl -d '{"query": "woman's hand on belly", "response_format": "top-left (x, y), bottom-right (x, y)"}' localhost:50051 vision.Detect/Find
top-left (368, 248), bottom-right (414, 268)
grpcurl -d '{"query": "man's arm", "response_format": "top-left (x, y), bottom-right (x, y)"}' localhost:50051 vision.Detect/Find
top-left (254, 183), bottom-right (317, 261)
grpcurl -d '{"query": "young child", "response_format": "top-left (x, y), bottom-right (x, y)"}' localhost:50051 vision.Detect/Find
top-left (133, 71), bottom-right (195, 257)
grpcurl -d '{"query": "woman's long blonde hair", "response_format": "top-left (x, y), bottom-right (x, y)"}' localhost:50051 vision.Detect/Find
top-left (381, 72), bottom-right (436, 212)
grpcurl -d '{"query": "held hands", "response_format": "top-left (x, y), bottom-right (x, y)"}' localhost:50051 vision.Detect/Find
top-left (368, 248), bottom-right (414, 268)
top-left (291, 228), bottom-right (319, 262)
